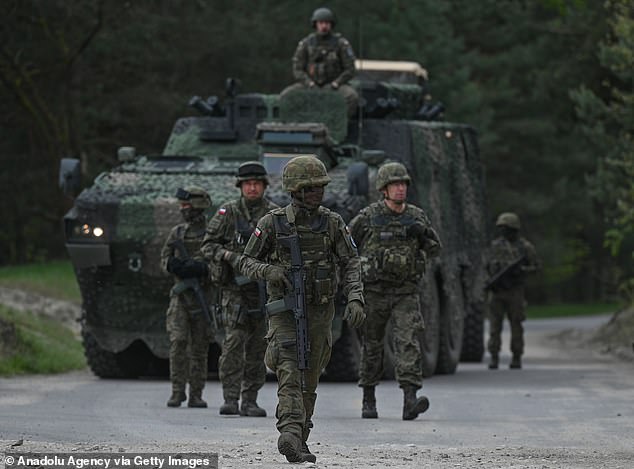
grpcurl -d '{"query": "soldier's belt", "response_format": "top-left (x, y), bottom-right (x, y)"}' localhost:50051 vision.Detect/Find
top-left (234, 275), bottom-right (255, 286)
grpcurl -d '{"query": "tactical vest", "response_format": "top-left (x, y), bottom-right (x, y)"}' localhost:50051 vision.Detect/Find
top-left (307, 34), bottom-right (342, 85)
top-left (170, 224), bottom-right (210, 302)
top-left (270, 208), bottom-right (337, 305)
top-left (231, 210), bottom-right (256, 254)
top-left (362, 211), bottom-right (425, 285)
top-left (488, 238), bottom-right (528, 291)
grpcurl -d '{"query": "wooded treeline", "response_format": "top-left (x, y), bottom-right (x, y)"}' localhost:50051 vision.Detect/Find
top-left (1, 0), bottom-right (632, 304)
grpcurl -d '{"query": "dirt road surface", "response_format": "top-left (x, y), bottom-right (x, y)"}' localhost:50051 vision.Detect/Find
top-left (1, 315), bottom-right (633, 468)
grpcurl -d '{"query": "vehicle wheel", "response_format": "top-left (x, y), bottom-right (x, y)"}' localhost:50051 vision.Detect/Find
top-left (421, 275), bottom-right (440, 377)
top-left (435, 273), bottom-right (464, 374)
top-left (325, 322), bottom-right (360, 381)
top-left (82, 328), bottom-right (144, 378)
top-left (460, 302), bottom-right (484, 362)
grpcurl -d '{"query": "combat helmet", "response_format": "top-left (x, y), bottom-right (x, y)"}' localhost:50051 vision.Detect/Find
top-left (282, 155), bottom-right (331, 192)
top-left (235, 161), bottom-right (268, 187)
top-left (175, 186), bottom-right (211, 210)
top-left (375, 162), bottom-right (411, 191)
top-left (311, 7), bottom-right (336, 27)
top-left (496, 212), bottom-right (520, 230)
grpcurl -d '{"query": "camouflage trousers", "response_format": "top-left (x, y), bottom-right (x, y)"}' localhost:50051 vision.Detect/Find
top-left (358, 290), bottom-right (424, 389)
top-left (281, 82), bottom-right (358, 116)
top-left (264, 302), bottom-right (334, 442)
top-left (166, 295), bottom-right (212, 394)
top-left (218, 289), bottom-right (267, 402)
top-left (487, 286), bottom-right (526, 357)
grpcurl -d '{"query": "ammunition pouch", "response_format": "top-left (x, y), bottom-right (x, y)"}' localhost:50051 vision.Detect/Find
top-left (209, 259), bottom-right (230, 284)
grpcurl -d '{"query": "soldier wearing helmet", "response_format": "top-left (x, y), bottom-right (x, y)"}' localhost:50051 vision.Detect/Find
top-left (200, 161), bottom-right (278, 417)
top-left (349, 161), bottom-right (441, 421)
top-left (281, 7), bottom-right (358, 116)
top-left (485, 212), bottom-right (540, 370)
top-left (160, 186), bottom-right (214, 408)
top-left (239, 155), bottom-right (364, 463)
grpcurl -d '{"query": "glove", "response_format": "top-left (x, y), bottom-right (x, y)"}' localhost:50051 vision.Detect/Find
top-left (222, 249), bottom-right (241, 269)
top-left (330, 81), bottom-right (339, 89)
top-left (344, 300), bottom-right (365, 328)
top-left (179, 259), bottom-right (209, 278)
top-left (167, 257), bottom-right (185, 276)
top-left (264, 265), bottom-right (292, 290)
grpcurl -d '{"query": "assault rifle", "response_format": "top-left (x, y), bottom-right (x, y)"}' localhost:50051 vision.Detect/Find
top-left (485, 254), bottom-right (527, 291)
top-left (266, 232), bottom-right (310, 391)
top-left (169, 238), bottom-right (217, 330)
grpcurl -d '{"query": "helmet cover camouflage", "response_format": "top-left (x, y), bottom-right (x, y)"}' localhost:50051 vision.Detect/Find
top-left (235, 161), bottom-right (269, 187)
top-left (282, 155), bottom-right (331, 192)
top-left (496, 212), bottom-right (520, 230)
top-left (375, 162), bottom-right (411, 191)
top-left (311, 7), bottom-right (336, 27)
top-left (175, 186), bottom-right (211, 210)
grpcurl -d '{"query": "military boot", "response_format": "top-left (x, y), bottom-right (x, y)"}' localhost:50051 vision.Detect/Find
top-left (300, 441), bottom-right (317, 464)
top-left (166, 390), bottom-right (186, 408)
top-left (361, 386), bottom-right (378, 419)
top-left (187, 390), bottom-right (207, 408)
top-left (488, 354), bottom-right (499, 370)
top-left (277, 432), bottom-right (314, 463)
top-left (510, 354), bottom-right (522, 369)
top-left (219, 399), bottom-right (239, 415)
top-left (402, 385), bottom-right (430, 421)
top-left (240, 400), bottom-right (267, 417)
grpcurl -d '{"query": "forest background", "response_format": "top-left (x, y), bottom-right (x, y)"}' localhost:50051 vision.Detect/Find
top-left (1, 0), bottom-right (632, 305)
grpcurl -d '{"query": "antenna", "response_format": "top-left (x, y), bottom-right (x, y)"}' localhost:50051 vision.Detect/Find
top-left (357, 17), bottom-right (363, 149)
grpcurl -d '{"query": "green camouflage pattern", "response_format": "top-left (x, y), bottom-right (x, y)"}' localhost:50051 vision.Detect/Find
top-left (65, 62), bottom-right (488, 379)
top-left (282, 154), bottom-right (331, 192)
top-left (291, 32), bottom-right (355, 86)
top-left (239, 203), bottom-right (363, 442)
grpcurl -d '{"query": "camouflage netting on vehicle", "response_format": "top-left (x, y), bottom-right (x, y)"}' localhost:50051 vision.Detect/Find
top-left (279, 89), bottom-right (348, 143)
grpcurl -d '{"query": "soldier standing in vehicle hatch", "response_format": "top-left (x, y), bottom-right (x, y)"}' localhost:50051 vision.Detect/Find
top-left (201, 162), bottom-right (278, 417)
top-left (349, 161), bottom-right (441, 421)
top-left (281, 7), bottom-right (358, 116)
top-left (161, 186), bottom-right (214, 408)
top-left (239, 155), bottom-right (365, 464)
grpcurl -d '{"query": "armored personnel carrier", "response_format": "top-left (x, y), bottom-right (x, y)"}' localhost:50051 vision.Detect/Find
top-left (60, 60), bottom-right (487, 379)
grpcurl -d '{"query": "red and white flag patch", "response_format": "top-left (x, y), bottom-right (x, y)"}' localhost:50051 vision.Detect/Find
top-left (254, 227), bottom-right (262, 238)
top-left (218, 207), bottom-right (227, 215)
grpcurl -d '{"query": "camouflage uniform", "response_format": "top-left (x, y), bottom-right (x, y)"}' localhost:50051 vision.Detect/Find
top-left (350, 202), bottom-right (441, 388)
top-left (160, 188), bottom-right (213, 407)
top-left (486, 213), bottom-right (539, 369)
top-left (201, 194), bottom-right (278, 414)
top-left (281, 8), bottom-right (358, 115)
top-left (239, 155), bottom-right (363, 463)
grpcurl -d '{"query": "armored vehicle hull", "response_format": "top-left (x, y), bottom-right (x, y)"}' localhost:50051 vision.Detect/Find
top-left (63, 62), bottom-right (487, 379)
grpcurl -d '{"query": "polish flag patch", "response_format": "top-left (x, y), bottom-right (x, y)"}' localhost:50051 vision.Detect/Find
top-left (254, 227), bottom-right (262, 238)
top-left (218, 207), bottom-right (227, 215)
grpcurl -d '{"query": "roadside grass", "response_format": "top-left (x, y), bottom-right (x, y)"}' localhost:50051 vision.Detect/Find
top-left (526, 302), bottom-right (620, 319)
top-left (0, 305), bottom-right (86, 376)
top-left (0, 260), bottom-right (80, 303)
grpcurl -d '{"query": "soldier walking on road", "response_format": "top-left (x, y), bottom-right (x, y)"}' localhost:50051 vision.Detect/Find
top-left (201, 162), bottom-right (278, 417)
top-left (485, 212), bottom-right (540, 370)
top-left (349, 162), bottom-right (441, 420)
top-left (239, 155), bottom-right (364, 464)
top-left (161, 187), bottom-right (214, 408)
top-left (281, 7), bottom-right (358, 116)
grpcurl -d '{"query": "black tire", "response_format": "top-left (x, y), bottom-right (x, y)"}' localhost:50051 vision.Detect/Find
top-left (325, 322), bottom-right (361, 381)
top-left (421, 275), bottom-right (440, 377)
top-left (82, 328), bottom-right (145, 378)
top-left (460, 302), bottom-right (485, 362)
top-left (435, 273), bottom-right (464, 375)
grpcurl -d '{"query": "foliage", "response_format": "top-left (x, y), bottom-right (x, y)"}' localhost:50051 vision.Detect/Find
top-left (0, 260), bottom-right (80, 302)
top-left (526, 301), bottom-right (620, 319)
top-left (0, 0), bottom-right (631, 304)
top-left (571, 0), bottom-right (634, 303)
top-left (0, 305), bottom-right (86, 375)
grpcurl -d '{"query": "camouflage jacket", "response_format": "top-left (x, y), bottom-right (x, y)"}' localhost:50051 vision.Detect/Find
top-left (292, 32), bottom-right (356, 86)
top-left (160, 220), bottom-right (211, 297)
top-left (349, 201), bottom-right (441, 293)
top-left (201, 196), bottom-right (277, 292)
top-left (485, 236), bottom-right (539, 292)
top-left (239, 203), bottom-right (363, 308)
